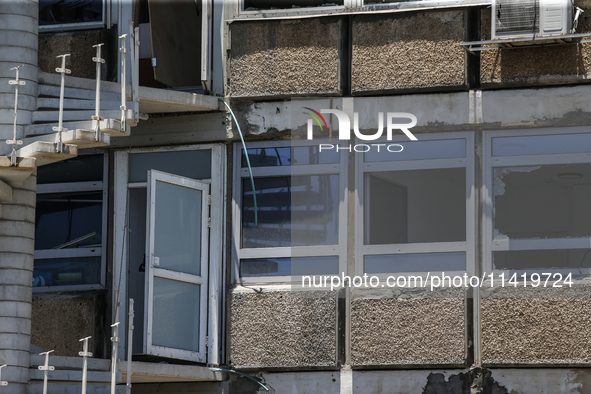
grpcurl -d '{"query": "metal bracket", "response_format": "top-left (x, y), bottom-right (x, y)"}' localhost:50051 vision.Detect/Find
top-left (0, 364), bottom-right (7, 386)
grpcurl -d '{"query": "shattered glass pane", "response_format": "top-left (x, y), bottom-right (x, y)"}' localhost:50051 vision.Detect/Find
top-left (494, 164), bottom-right (591, 239)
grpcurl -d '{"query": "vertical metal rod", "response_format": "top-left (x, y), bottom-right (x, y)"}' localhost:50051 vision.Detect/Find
top-left (92, 43), bottom-right (105, 140)
top-left (110, 322), bottom-right (120, 394)
top-left (54, 54), bottom-right (71, 153)
top-left (126, 299), bottom-right (135, 394)
top-left (119, 34), bottom-right (128, 133)
top-left (473, 286), bottom-right (482, 368)
top-left (38, 350), bottom-right (55, 394)
top-left (79, 336), bottom-right (92, 394)
top-left (0, 364), bottom-right (8, 387)
top-left (7, 65), bottom-right (25, 166)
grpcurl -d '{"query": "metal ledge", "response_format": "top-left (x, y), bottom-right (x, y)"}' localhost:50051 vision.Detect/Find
top-left (461, 32), bottom-right (591, 52)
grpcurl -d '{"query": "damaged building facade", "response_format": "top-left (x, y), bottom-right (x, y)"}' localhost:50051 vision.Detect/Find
top-left (2, 0), bottom-right (591, 393)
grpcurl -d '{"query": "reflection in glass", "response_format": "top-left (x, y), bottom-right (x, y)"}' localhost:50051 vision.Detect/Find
top-left (39, 0), bottom-right (103, 25)
top-left (35, 192), bottom-right (102, 250)
top-left (240, 256), bottom-right (339, 277)
top-left (492, 133), bottom-right (591, 157)
top-left (242, 146), bottom-right (339, 167)
top-left (242, 175), bottom-right (339, 248)
top-left (364, 139), bottom-right (466, 162)
top-left (33, 257), bottom-right (101, 287)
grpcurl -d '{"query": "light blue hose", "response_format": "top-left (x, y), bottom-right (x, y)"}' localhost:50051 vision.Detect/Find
top-left (218, 99), bottom-right (258, 226)
top-left (212, 368), bottom-right (269, 391)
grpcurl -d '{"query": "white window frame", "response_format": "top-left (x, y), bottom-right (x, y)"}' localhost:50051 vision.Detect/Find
top-left (113, 144), bottom-right (225, 365)
top-left (38, 0), bottom-right (108, 32)
top-left (483, 126), bottom-right (591, 277)
top-left (232, 139), bottom-right (349, 284)
top-left (355, 132), bottom-right (476, 279)
top-left (33, 153), bottom-right (108, 293)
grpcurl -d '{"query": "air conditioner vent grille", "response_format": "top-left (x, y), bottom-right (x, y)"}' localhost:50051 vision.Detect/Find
top-left (496, 0), bottom-right (540, 34)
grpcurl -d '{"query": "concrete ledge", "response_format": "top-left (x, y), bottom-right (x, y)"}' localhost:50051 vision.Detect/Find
top-left (118, 362), bottom-right (224, 383)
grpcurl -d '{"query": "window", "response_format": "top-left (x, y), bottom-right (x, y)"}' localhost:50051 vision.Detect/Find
top-left (114, 145), bottom-right (224, 364)
top-left (232, 141), bottom-right (348, 282)
top-left (356, 133), bottom-right (475, 277)
top-left (244, 0), bottom-right (344, 10)
top-left (39, 0), bottom-right (105, 30)
top-left (34, 154), bottom-right (106, 290)
top-left (484, 129), bottom-right (591, 272)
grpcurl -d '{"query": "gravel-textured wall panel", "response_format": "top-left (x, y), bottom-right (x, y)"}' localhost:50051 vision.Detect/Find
top-left (229, 18), bottom-right (341, 98)
top-left (351, 288), bottom-right (466, 366)
top-left (480, 1), bottom-right (591, 86)
top-left (31, 292), bottom-right (104, 357)
top-left (351, 11), bottom-right (467, 93)
top-left (228, 289), bottom-right (338, 369)
top-left (482, 285), bottom-right (591, 365)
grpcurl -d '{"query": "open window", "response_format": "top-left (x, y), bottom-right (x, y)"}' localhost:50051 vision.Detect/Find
top-left (115, 145), bottom-right (224, 365)
top-left (144, 170), bottom-right (210, 362)
top-left (144, 0), bottom-right (211, 91)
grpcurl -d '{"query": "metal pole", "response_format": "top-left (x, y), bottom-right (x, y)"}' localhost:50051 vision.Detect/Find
top-left (92, 43), bottom-right (105, 140)
top-left (53, 54), bottom-right (71, 153)
top-left (110, 322), bottom-right (120, 394)
top-left (126, 299), bottom-right (134, 394)
top-left (38, 350), bottom-right (55, 394)
top-left (119, 34), bottom-right (128, 133)
top-left (7, 65), bottom-right (25, 166)
top-left (0, 364), bottom-right (8, 387)
top-left (79, 336), bottom-right (93, 394)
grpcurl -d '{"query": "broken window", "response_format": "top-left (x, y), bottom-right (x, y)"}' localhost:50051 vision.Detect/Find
top-left (360, 134), bottom-right (473, 275)
top-left (39, 0), bottom-right (104, 27)
top-left (488, 131), bottom-right (591, 270)
top-left (33, 154), bottom-right (106, 289)
top-left (234, 141), bottom-right (347, 280)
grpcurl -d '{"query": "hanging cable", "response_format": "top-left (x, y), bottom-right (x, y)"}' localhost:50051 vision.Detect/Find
top-left (212, 369), bottom-right (269, 391)
top-left (219, 98), bottom-right (258, 226)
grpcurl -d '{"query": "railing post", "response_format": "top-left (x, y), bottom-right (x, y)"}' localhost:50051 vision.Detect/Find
top-left (38, 350), bottom-right (55, 394)
top-left (7, 65), bottom-right (25, 166)
top-left (92, 43), bottom-right (105, 140)
top-left (126, 299), bottom-right (135, 394)
top-left (0, 364), bottom-right (8, 387)
top-left (119, 34), bottom-right (128, 133)
top-left (110, 322), bottom-right (120, 394)
top-left (79, 336), bottom-right (93, 394)
top-left (53, 54), bottom-right (71, 153)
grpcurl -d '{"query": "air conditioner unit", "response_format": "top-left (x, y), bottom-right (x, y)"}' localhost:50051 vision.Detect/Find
top-left (492, 0), bottom-right (573, 40)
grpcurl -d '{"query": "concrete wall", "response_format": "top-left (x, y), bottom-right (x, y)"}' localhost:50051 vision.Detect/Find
top-left (229, 18), bottom-right (342, 98)
top-left (38, 29), bottom-right (118, 82)
top-left (31, 291), bottom-right (105, 358)
top-left (481, 0), bottom-right (591, 87)
top-left (0, 172), bottom-right (37, 394)
top-left (350, 288), bottom-right (466, 367)
top-left (227, 287), bottom-right (338, 369)
top-left (351, 10), bottom-right (467, 94)
top-left (482, 285), bottom-right (591, 366)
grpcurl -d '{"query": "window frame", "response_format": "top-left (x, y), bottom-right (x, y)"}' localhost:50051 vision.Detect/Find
top-left (355, 132), bottom-right (476, 279)
top-left (33, 152), bottom-right (108, 293)
top-left (113, 143), bottom-right (225, 366)
top-left (38, 0), bottom-right (108, 32)
top-left (483, 126), bottom-right (591, 276)
top-left (233, 0), bottom-right (488, 19)
top-left (232, 139), bottom-right (349, 284)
